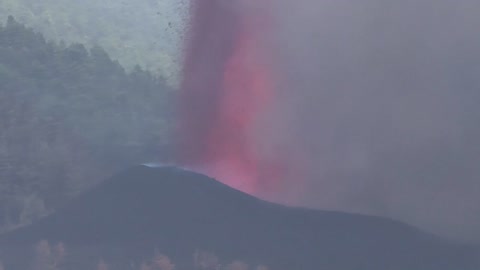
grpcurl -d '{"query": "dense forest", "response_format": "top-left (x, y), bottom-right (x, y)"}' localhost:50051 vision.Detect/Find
top-left (0, 0), bottom-right (187, 84)
top-left (0, 16), bottom-right (173, 230)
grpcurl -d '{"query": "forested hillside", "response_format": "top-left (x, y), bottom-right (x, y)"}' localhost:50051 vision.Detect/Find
top-left (0, 16), bottom-right (173, 230)
top-left (0, 0), bottom-right (187, 84)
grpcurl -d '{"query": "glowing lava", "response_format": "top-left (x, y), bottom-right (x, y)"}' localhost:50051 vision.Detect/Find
top-left (178, 0), bottom-right (281, 195)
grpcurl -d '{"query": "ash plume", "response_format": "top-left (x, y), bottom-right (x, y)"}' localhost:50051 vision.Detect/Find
top-left (178, 0), bottom-right (480, 242)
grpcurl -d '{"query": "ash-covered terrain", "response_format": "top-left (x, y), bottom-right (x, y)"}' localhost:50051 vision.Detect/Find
top-left (0, 165), bottom-right (477, 270)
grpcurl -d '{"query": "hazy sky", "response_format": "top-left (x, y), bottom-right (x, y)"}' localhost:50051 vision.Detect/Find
top-left (257, 0), bottom-right (480, 242)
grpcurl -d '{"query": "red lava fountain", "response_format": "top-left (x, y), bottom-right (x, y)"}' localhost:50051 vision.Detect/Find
top-left (178, 0), bottom-right (283, 196)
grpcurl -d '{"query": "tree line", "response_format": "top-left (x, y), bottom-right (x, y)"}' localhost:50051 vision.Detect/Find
top-left (0, 0), bottom-right (186, 84)
top-left (1, 240), bottom-right (269, 270)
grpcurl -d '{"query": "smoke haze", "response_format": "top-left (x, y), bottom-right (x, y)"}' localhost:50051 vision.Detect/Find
top-left (179, 0), bottom-right (480, 242)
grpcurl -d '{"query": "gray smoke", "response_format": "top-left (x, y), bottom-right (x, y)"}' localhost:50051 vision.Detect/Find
top-left (243, 0), bottom-right (480, 242)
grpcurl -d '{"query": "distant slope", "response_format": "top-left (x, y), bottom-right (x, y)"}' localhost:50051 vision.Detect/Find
top-left (0, 165), bottom-right (477, 270)
top-left (0, 0), bottom-right (187, 84)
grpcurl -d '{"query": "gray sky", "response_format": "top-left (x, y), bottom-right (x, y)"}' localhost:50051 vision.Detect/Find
top-left (231, 0), bottom-right (480, 242)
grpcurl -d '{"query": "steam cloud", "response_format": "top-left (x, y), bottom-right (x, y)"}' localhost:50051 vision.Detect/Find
top-left (178, 0), bottom-right (480, 242)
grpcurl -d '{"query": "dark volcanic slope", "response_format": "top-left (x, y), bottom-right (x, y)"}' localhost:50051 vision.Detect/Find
top-left (0, 165), bottom-right (477, 270)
